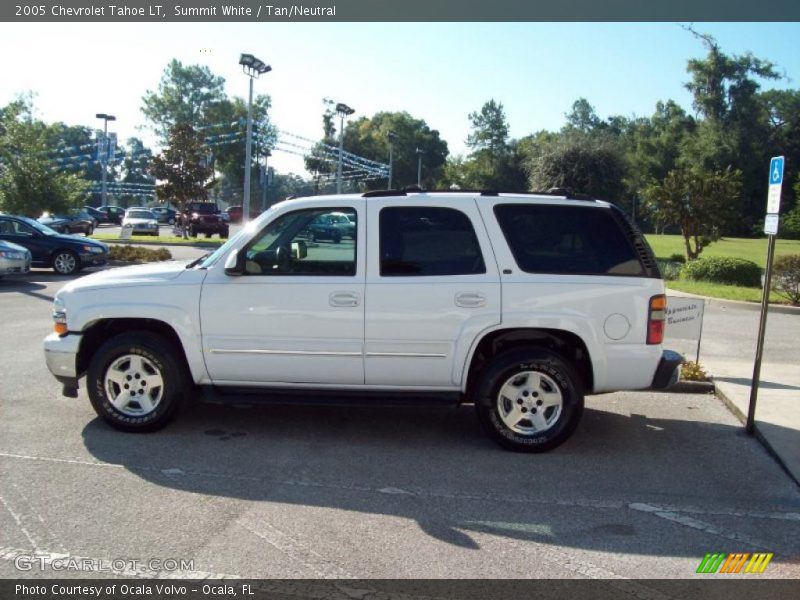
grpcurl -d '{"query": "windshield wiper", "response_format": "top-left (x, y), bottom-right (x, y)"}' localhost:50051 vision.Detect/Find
top-left (185, 253), bottom-right (210, 269)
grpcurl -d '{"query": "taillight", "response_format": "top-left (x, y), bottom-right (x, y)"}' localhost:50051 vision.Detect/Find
top-left (647, 294), bottom-right (666, 345)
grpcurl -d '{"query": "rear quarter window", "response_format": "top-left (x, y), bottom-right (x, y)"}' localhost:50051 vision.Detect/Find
top-left (493, 204), bottom-right (645, 276)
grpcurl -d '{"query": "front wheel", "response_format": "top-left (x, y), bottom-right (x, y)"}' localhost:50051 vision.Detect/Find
top-left (474, 349), bottom-right (584, 453)
top-left (52, 250), bottom-right (80, 275)
top-left (87, 332), bottom-right (188, 432)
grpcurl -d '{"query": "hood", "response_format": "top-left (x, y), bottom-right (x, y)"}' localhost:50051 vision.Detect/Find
top-left (59, 260), bottom-right (189, 293)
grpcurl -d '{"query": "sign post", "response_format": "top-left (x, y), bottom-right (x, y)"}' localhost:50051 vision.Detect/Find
top-left (747, 156), bottom-right (784, 435)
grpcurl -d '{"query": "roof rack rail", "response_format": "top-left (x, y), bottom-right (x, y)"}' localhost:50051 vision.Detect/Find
top-left (362, 190), bottom-right (407, 198)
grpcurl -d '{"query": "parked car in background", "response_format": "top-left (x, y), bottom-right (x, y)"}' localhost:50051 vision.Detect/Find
top-left (98, 205), bottom-right (126, 224)
top-left (0, 239), bottom-right (31, 278)
top-left (0, 214), bottom-right (108, 275)
top-left (307, 211), bottom-right (355, 243)
top-left (150, 207), bottom-right (177, 225)
top-left (83, 206), bottom-right (110, 224)
top-left (38, 211), bottom-right (95, 235)
top-left (178, 202), bottom-right (228, 238)
top-left (122, 208), bottom-right (160, 236)
top-left (225, 206), bottom-right (243, 223)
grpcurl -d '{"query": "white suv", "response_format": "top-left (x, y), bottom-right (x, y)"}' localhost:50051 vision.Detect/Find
top-left (44, 190), bottom-right (681, 452)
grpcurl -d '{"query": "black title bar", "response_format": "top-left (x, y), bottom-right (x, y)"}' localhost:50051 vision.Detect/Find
top-left (3, 0), bottom-right (800, 22)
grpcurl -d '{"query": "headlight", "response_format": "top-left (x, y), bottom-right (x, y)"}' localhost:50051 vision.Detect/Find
top-left (82, 245), bottom-right (105, 254)
top-left (53, 297), bottom-right (67, 335)
top-left (0, 250), bottom-right (25, 259)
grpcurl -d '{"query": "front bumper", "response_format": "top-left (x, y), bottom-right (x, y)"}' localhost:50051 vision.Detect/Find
top-left (79, 252), bottom-right (108, 268)
top-left (650, 349), bottom-right (683, 390)
top-left (44, 332), bottom-right (82, 395)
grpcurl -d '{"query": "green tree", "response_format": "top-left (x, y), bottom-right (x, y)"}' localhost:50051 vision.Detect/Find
top-left (683, 28), bottom-right (781, 234)
top-left (526, 134), bottom-right (626, 201)
top-left (642, 167), bottom-right (742, 260)
top-left (341, 111), bottom-right (449, 190)
top-left (0, 99), bottom-right (89, 217)
top-left (119, 137), bottom-right (155, 207)
top-left (151, 124), bottom-right (212, 237)
top-left (141, 59), bottom-right (226, 141)
top-left (304, 98), bottom-right (339, 190)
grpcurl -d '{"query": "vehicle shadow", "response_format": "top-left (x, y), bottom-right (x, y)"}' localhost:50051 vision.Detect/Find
top-left (81, 396), bottom-right (800, 556)
top-left (714, 376), bottom-right (800, 391)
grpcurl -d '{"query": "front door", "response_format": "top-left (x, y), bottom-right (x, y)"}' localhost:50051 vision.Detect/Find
top-left (200, 202), bottom-right (366, 386)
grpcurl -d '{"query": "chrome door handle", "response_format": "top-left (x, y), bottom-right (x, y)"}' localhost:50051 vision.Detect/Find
top-left (455, 292), bottom-right (487, 308)
top-left (329, 291), bottom-right (360, 307)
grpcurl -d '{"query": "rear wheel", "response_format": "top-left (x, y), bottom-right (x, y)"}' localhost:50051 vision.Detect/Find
top-left (332, 230), bottom-right (342, 244)
top-left (474, 349), bottom-right (584, 452)
top-left (87, 332), bottom-right (188, 432)
top-left (189, 226), bottom-right (197, 238)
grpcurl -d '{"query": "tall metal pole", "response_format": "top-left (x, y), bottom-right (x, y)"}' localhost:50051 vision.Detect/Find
top-left (747, 234), bottom-right (777, 434)
top-left (261, 153), bottom-right (268, 212)
top-left (388, 143), bottom-right (394, 189)
top-left (242, 75), bottom-right (254, 222)
top-left (417, 153), bottom-right (422, 186)
top-left (336, 113), bottom-right (344, 194)
top-left (101, 119), bottom-right (108, 207)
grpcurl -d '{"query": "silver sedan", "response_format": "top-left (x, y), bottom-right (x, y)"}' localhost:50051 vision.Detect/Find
top-left (0, 240), bottom-right (31, 278)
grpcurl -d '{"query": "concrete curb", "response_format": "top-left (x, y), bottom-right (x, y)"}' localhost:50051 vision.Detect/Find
top-left (711, 378), bottom-right (800, 488)
top-left (666, 288), bottom-right (800, 315)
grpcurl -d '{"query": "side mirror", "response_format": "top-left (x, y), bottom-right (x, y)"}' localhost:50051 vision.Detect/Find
top-left (224, 249), bottom-right (244, 276)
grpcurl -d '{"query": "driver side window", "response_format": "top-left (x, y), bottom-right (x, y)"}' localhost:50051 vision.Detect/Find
top-left (244, 207), bottom-right (357, 276)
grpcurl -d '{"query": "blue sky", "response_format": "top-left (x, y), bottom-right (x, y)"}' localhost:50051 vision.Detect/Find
top-left (0, 22), bottom-right (798, 175)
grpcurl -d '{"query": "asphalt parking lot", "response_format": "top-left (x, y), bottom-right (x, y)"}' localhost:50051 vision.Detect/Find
top-left (1, 271), bottom-right (799, 582)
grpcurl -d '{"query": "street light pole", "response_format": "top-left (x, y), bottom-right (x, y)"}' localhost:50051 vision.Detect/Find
top-left (239, 53), bottom-right (271, 223)
top-left (416, 147), bottom-right (424, 187)
top-left (387, 131), bottom-right (398, 189)
top-left (95, 113), bottom-right (116, 207)
top-left (335, 102), bottom-right (354, 194)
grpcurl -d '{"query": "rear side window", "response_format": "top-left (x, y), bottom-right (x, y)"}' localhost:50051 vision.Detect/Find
top-left (380, 207), bottom-right (485, 276)
top-left (493, 204), bottom-right (644, 276)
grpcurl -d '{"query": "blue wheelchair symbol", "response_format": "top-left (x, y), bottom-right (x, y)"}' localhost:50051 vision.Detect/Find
top-left (769, 157), bottom-right (784, 185)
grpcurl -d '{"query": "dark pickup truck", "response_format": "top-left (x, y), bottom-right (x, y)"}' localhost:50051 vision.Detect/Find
top-left (178, 202), bottom-right (229, 238)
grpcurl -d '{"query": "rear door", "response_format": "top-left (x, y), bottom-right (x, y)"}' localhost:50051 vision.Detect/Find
top-left (364, 197), bottom-right (501, 389)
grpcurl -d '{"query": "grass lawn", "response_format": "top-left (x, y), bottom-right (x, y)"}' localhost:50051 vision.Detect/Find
top-left (91, 233), bottom-right (225, 246)
top-left (645, 234), bottom-right (800, 269)
top-left (666, 280), bottom-right (790, 305)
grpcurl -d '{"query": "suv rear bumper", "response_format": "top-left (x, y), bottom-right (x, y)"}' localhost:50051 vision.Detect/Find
top-left (650, 349), bottom-right (683, 390)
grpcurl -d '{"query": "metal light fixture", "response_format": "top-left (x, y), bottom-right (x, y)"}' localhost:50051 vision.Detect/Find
top-left (239, 53), bottom-right (271, 222)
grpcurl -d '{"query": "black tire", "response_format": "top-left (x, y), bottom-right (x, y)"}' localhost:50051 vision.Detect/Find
top-left (189, 226), bottom-right (197, 238)
top-left (87, 332), bottom-right (189, 432)
top-left (332, 230), bottom-right (342, 244)
top-left (474, 349), bottom-right (584, 453)
top-left (51, 249), bottom-right (81, 275)
top-left (220, 227), bottom-right (229, 239)
top-left (88, 225), bottom-right (94, 236)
